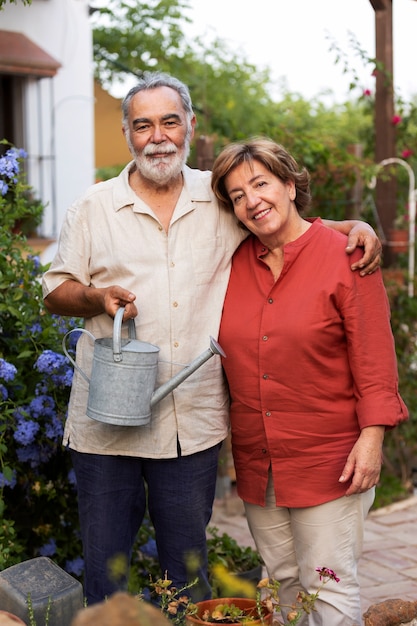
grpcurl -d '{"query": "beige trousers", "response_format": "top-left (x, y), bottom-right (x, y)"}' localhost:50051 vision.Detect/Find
top-left (244, 475), bottom-right (374, 626)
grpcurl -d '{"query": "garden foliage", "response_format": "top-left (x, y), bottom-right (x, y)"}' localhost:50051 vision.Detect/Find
top-left (0, 143), bottom-right (83, 576)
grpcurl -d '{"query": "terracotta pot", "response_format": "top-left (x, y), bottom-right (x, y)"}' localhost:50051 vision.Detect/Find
top-left (387, 229), bottom-right (409, 254)
top-left (0, 611), bottom-right (26, 625)
top-left (184, 597), bottom-right (273, 625)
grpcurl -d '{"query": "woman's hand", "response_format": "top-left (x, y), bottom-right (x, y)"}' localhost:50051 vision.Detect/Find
top-left (338, 426), bottom-right (385, 496)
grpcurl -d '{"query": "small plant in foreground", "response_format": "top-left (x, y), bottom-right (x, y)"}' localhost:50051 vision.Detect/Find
top-left (145, 566), bottom-right (340, 625)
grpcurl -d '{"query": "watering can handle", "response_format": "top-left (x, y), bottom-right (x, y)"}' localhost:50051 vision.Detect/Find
top-left (62, 328), bottom-right (96, 385)
top-left (113, 307), bottom-right (137, 362)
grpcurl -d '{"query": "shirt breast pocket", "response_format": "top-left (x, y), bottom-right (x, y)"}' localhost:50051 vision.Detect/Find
top-left (191, 237), bottom-right (227, 285)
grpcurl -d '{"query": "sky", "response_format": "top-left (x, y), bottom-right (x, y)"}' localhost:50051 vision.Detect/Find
top-left (184, 0), bottom-right (417, 104)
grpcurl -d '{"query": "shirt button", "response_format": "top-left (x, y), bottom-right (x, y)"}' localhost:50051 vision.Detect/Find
top-left (170, 261), bottom-right (175, 267)
top-left (262, 374), bottom-right (269, 379)
top-left (268, 298), bottom-right (273, 304)
top-left (265, 411), bottom-right (271, 417)
top-left (158, 225), bottom-right (163, 231)
top-left (262, 449), bottom-right (267, 454)
top-left (173, 341), bottom-right (179, 348)
top-left (262, 335), bottom-right (268, 341)
top-left (173, 301), bottom-right (178, 307)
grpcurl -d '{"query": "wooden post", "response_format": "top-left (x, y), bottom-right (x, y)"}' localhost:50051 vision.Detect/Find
top-left (196, 136), bottom-right (214, 171)
top-left (369, 0), bottom-right (397, 264)
top-left (347, 144), bottom-right (364, 219)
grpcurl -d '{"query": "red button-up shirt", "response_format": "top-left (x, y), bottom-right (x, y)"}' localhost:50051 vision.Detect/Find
top-left (219, 219), bottom-right (408, 508)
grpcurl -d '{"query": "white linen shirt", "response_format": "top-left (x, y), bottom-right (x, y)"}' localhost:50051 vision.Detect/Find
top-left (42, 163), bottom-right (245, 458)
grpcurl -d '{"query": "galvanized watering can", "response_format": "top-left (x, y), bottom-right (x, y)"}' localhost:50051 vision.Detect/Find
top-left (63, 307), bottom-right (226, 427)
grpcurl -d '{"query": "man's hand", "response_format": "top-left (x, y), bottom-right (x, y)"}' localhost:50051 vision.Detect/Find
top-left (44, 280), bottom-right (137, 319)
top-left (345, 222), bottom-right (382, 276)
top-left (323, 219), bottom-right (382, 276)
top-left (103, 286), bottom-right (137, 320)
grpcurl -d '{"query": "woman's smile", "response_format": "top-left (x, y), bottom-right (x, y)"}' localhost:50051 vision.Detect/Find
top-left (253, 207), bottom-right (272, 221)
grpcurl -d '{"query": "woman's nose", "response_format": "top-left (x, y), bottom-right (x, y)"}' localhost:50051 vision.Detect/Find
top-left (246, 191), bottom-right (261, 210)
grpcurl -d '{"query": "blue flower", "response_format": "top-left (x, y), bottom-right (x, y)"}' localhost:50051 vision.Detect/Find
top-left (0, 384), bottom-right (8, 401)
top-left (0, 359), bottom-right (17, 382)
top-left (67, 468), bottom-right (77, 486)
top-left (140, 537), bottom-right (158, 559)
top-left (0, 469), bottom-right (17, 489)
top-left (34, 350), bottom-right (73, 387)
top-left (16, 443), bottom-right (50, 468)
top-left (44, 414), bottom-right (64, 441)
top-left (0, 180), bottom-right (8, 196)
top-left (38, 538), bottom-right (57, 557)
top-left (27, 254), bottom-right (40, 271)
top-left (14, 417), bottom-right (40, 446)
top-left (65, 556), bottom-right (84, 577)
top-left (0, 148), bottom-right (24, 190)
top-left (28, 394), bottom-right (56, 419)
top-left (28, 322), bottom-right (43, 335)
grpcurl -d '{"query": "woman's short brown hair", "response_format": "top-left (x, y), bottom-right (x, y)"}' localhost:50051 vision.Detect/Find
top-left (211, 137), bottom-right (312, 215)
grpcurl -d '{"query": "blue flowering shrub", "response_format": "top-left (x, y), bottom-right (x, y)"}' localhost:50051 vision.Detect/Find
top-left (0, 141), bottom-right (83, 578)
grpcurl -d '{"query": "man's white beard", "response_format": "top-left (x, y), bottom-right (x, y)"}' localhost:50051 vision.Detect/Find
top-left (130, 139), bottom-right (190, 186)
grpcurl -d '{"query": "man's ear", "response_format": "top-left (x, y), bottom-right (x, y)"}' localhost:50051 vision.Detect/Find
top-left (190, 114), bottom-right (197, 139)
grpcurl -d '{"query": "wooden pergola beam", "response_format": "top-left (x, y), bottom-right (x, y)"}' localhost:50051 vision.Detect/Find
top-left (369, 0), bottom-right (389, 10)
top-left (368, 0), bottom-right (396, 260)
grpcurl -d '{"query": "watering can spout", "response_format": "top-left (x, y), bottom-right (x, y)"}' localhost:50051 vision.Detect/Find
top-left (150, 337), bottom-right (226, 409)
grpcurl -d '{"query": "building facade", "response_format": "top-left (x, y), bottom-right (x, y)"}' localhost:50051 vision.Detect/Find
top-left (0, 0), bottom-right (95, 239)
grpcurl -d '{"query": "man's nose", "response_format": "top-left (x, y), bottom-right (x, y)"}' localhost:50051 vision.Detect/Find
top-left (151, 125), bottom-right (167, 142)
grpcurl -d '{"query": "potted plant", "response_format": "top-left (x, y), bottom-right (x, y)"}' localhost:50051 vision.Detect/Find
top-left (146, 574), bottom-right (274, 625)
top-left (146, 567), bottom-right (341, 625)
top-left (184, 596), bottom-right (272, 625)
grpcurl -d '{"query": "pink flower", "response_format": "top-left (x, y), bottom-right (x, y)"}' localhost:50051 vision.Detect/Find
top-left (402, 149), bottom-right (413, 159)
top-left (315, 567), bottom-right (341, 583)
top-left (392, 115), bottom-right (402, 126)
top-left (363, 89), bottom-right (372, 97)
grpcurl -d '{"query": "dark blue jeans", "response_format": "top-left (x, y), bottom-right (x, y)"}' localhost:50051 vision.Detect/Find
top-left (70, 443), bottom-right (221, 605)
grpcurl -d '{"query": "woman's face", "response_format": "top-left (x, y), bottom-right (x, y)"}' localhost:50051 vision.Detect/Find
top-left (224, 160), bottom-right (297, 239)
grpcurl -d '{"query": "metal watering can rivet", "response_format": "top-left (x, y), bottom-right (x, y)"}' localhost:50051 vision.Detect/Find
top-left (62, 307), bottom-right (226, 427)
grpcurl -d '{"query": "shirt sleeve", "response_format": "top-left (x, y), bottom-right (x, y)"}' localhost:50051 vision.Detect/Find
top-left (340, 267), bottom-right (408, 429)
top-left (42, 201), bottom-right (92, 298)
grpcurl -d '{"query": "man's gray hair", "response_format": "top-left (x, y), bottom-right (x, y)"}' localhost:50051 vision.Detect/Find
top-left (122, 71), bottom-right (194, 129)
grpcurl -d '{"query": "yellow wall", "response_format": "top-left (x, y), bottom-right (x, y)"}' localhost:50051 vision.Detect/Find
top-left (94, 81), bottom-right (132, 170)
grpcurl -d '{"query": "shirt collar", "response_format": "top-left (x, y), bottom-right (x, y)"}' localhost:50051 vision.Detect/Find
top-left (111, 161), bottom-right (213, 212)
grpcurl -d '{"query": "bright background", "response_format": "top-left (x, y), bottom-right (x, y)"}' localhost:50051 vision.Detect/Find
top-left (185, 0), bottom-right (417, 102)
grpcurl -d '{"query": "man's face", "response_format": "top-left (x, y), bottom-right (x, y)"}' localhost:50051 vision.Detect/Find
top-left (124, 86), bottom-right (196, 185)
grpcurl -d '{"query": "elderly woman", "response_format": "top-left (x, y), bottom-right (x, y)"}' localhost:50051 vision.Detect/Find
top-left (211, 138), bottom-right (408, 626)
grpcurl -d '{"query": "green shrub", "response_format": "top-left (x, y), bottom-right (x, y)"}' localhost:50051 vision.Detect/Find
top-left (378, 271), bottom-right (417, 502)
top-left (0, 143), bottom-right (83, 577)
